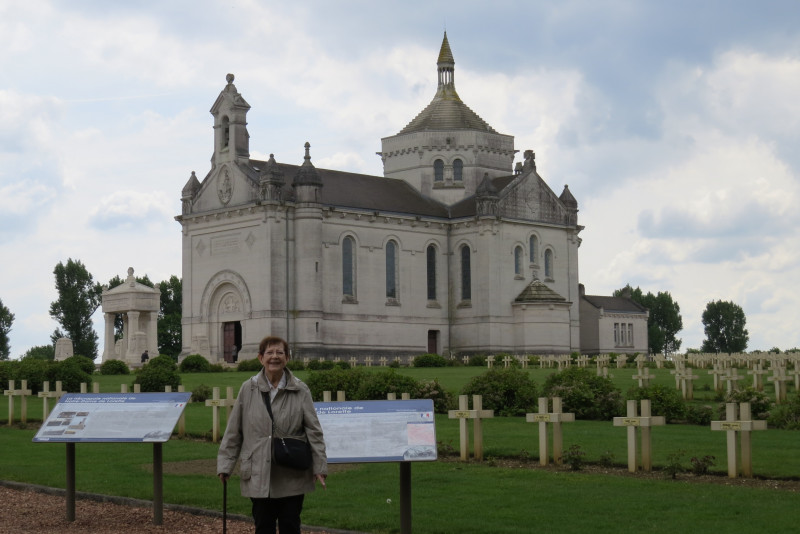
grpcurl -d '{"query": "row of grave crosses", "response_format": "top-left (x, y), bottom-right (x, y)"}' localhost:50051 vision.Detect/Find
top-left (6, 379), bottom-right (771, 479)
top-left (447, 394), bottom-right (766, 479)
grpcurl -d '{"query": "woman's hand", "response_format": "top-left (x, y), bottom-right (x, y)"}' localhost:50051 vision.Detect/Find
top-left (314, 473), bottom-right (327, 489)
top-left (218, 473), bottom-right (230, 483)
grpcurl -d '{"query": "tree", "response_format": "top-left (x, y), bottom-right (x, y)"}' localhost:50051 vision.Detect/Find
top-left (0, 298), bottom-right (14, 360)
top-left (614, 285), bottom-right (683, 357)
top-left (22, 345), bottom-right (55, 360)
top-left (157, 276), bottom-right (182, 357)
top-left (49, 259), bottom-right (103, 359)
top-left (701, 300), bottom-right (749, 354)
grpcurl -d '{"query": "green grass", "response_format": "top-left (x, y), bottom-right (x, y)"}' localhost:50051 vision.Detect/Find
top-left (2, 365), bottom-right (800, 533)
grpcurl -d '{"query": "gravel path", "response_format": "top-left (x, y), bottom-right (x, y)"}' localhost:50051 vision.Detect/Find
top-left (0, 482), bottom-right (346, 534)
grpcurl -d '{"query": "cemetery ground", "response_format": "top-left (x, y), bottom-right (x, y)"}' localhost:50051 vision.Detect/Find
top-left (3, 366), bottom-right (800, 533)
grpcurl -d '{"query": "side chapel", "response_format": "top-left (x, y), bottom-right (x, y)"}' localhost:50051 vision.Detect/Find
top-left (176, 33), bottom-right (587, 363)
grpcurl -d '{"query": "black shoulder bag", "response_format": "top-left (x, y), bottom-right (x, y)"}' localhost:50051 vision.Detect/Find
top-left (263, 392), bottom-right (313, 470)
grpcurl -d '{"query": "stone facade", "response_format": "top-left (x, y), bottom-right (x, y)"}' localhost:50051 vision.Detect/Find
top-left (578, 284), bottom-right (649, 355)
top-left (176, 34), bottom-right (585, 364)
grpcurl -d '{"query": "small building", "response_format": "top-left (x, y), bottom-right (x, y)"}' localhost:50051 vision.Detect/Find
top-left (579, 284), bottom-right (649, 355)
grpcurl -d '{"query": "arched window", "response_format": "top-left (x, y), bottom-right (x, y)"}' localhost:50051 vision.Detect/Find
top-left (461, 245), bottom-right (471, 301)
top-left (342, 236), bottom-right (356, 299)
top-left (386, 240), bottom-right (398, 299)
top-left (426, 245), bottom-right (437, 301)
top-left (529, 235), bottom-right (538, 264)
top-left (434, 159), bottom-right (444, 182)
top-left (544, 249), bottom-right (553, 279)
top-left (514, 246), bottom-right (523, 276)
top-left (453, 159), bottom-right (463, 181)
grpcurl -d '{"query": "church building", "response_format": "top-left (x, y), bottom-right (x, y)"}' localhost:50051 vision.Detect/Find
top-left (176, 33), bottom-right (586, 363)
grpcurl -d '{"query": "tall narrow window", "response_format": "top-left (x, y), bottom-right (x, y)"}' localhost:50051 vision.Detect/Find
top-left (386, 240), bottom-right (398, 299)
top-left (529, 235), bottom-right (538, 263)
top-left (221, 116), bottom-right (230, 149)
top-left (426, 245), bottom-right (437, 301)
top-left (453, 159), bottom-right (463, 181)
top-left (342, 236), bottom-right (355, 299)
top-left (628, 324), bottom-right (634, 346)
top-left (434, 159), bottom-right (444, 182)
top-left (544, 249), bottom-right (553, 279)
top-left (514, 246), bottom-right (523, 276)
top-left (461, 245), bottom-right (471, 301)
top-left (614, 323), bottom-right (619, 345)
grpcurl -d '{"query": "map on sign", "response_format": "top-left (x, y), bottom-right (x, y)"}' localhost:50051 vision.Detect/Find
top-left (32, 393), bottom-right (191, 443)
top-left (315, 399), bottom-right (437, 463)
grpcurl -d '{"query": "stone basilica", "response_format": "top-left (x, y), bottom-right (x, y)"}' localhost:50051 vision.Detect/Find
top-left (176, 34), bottom-right (643, 363)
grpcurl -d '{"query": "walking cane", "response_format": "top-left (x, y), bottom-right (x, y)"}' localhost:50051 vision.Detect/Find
top-left (222, 477), bottom-right (227, 534)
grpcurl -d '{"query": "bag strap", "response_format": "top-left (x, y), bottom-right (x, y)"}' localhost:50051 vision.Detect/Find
top-left (262, 391), bottom-right (277, 436)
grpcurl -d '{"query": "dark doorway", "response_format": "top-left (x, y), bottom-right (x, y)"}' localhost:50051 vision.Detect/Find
top-left (223, 322), bottom-right (242, 363)
top-left (427, 330), bottom-right (439, 354)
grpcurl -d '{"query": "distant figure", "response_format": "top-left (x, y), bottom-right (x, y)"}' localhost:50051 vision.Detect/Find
top-left (232, 345), bottom-right (239, 363)
top-left (141, 350), bottom-right (149, 364)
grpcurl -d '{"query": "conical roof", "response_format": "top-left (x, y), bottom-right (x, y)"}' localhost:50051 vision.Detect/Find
top-left (397, 33), bottom-right (496, 135)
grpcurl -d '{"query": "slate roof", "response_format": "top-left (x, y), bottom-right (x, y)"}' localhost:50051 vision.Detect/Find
top-left (251, 159), bottom-right (451, 218)
top-left (515, 279), bottom-right (568, 303)
top-left (449, 174), bottom-right (517, 218)
top-left (582, 295), bottom-right (648, 314)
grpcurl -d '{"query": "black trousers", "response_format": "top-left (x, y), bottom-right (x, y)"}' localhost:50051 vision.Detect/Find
top-left (251, 494), bottom-right (305, 534)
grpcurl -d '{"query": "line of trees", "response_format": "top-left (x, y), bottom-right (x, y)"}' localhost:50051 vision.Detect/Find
top-left (615, 284), bottom-right (750, 355)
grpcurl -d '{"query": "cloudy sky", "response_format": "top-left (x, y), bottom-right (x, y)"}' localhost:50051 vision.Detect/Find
top-left (2, 0), bottom-right (799, 358)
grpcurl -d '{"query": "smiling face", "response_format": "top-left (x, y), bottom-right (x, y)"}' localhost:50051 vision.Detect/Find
top-left (259, 341), bottom-right (289, 381)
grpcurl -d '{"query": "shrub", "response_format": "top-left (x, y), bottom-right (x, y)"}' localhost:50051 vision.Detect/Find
top-left (48, 361), bottom-right (92, 393)
top-left (99, 359), bottom-right (130, 375)
top-left (664, 449), bottom-right (686, 479)
top-left (147, 354), bottom-right (178, 372)
top-left (333, 360), bottom-right (351, 370)
top-left (418, 379), bottom-right (455, 414)
top-left (306, 368), bottom-right (366, 400)
top-left (286, 359), bottom-right (305, 371)
top-left (356, 369), bottom-right (420, 400)
top-left (720, 387), bottom-right (772, 421)
top-left (12, 357), bottom-right (51, 394)
top-left (413, 354), bottom-right (449, 367)
top-left (308, 359), bottom-right (335, 370)
top-left (564, 444), bottom-right (586, 471)
top-left (190, 383), bottom-right (213, 403)
top-left (134, 365), bottom-right (181, 392)
top-left (626, 383), bottom-right (686, 422)
top-left (209, 364), bottom-right (225, 373)
top-left (461, 368), bottom-right (538, 417)
top-left (685, 404), bottom-right (714, 426)
top-left (690, 455), bottom-right (715, 475)
top-left (63, 355), bottom-right (96, 375)
top-left (237, 358), bottom-right (263, 372)
top-left (768, 391), bottom-right (800, 430)
top-left (179, 354), bottom-right (212, 373)
top-left (0, 360), bottom-right (17, 386)
top-left (468, 354), bottom-right (487, 367)
top-left (543, 367), bottom-right (623, 420)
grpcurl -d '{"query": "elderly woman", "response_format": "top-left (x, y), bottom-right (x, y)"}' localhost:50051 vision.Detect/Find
top-left (218, 336), bottom-right (327, 534)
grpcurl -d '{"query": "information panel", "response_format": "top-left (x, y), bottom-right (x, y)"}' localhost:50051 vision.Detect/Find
top-left (32, 393), bottom-right (191, 443)
top-left (315, 399), bottom-right (437, 463)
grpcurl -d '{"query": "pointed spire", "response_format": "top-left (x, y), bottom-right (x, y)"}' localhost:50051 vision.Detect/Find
top-left (293, 142), bottom-right (322, 187)
top-left (476, 173), bottom-right (498, 197)
top-left (559, 184), bottom-right (578, 209)
top-left (437, 32), bottom-right (456, 89)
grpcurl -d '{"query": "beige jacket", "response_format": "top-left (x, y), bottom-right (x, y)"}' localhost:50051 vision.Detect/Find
top-left (217, 369), bottom-right (327, 498)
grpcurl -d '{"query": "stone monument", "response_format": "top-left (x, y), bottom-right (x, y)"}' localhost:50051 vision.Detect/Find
top-left (54, 338), bottom-right (74, 361)
top-left (101, 267), bottom-right (160, 366)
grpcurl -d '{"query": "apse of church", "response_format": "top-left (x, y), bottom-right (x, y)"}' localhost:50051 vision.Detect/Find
top-left (176, 33), bottom-right (583, 363)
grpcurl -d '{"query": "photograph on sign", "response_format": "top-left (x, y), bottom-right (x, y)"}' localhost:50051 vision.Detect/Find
top-left (32, 393), bottom-right (191, 443)
top-left (315, 399), bottom-right (437, 463)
